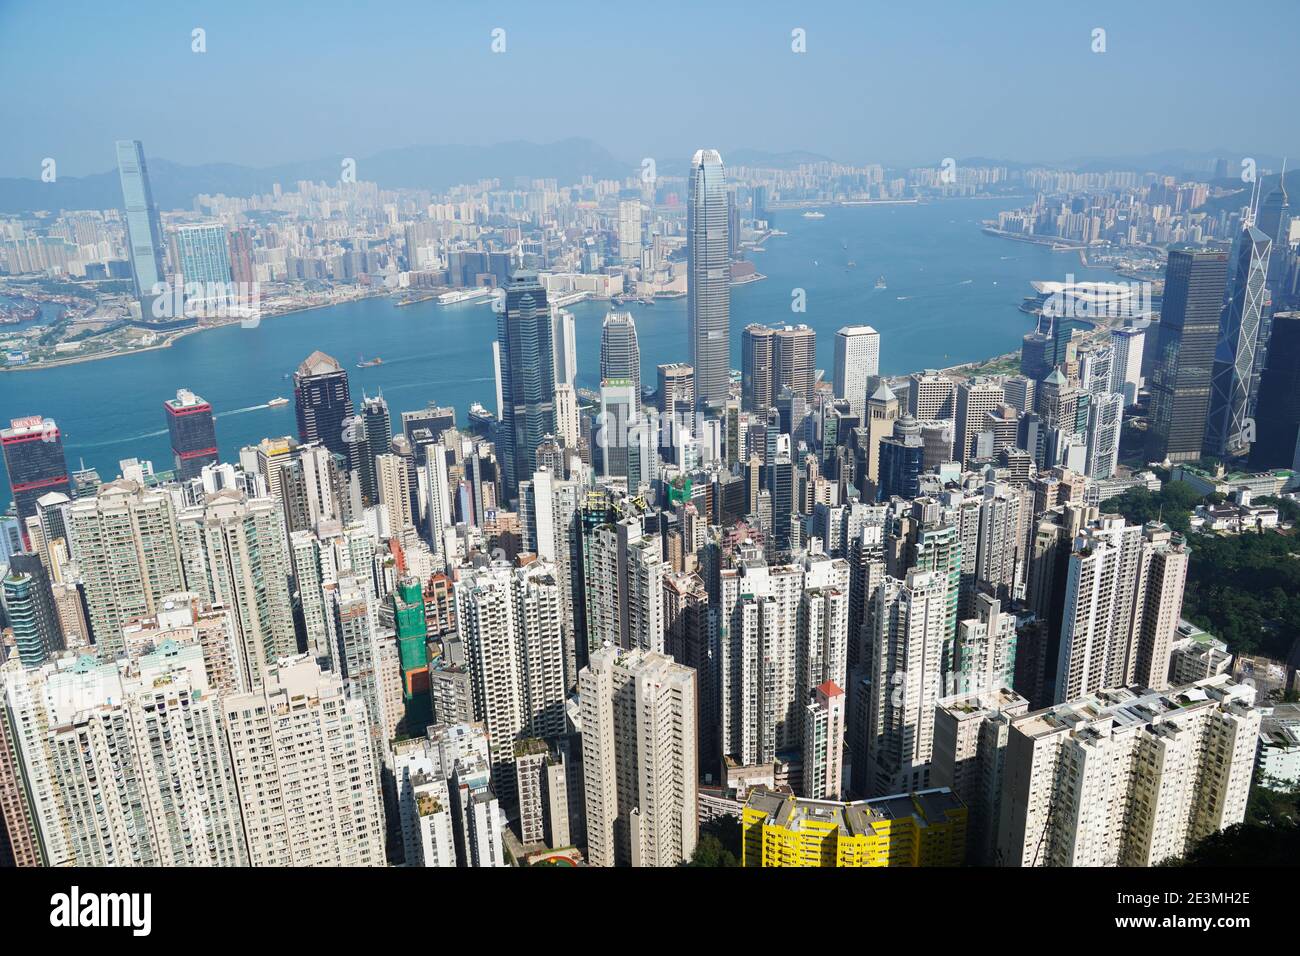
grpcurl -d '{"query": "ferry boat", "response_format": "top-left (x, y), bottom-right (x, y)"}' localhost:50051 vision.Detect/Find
top-left (267, 396), bottom-right (289, 408)
top-left (357, 356), bottom-right (383, 368)
top-left (802, 211), bottom-right (826, 219)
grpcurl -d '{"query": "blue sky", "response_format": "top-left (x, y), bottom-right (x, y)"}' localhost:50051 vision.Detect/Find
top-left (1, 0), bottom-right (1295, 177)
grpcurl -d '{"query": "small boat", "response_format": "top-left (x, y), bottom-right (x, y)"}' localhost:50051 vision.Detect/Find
top-left (267, 396), bottom-right (289, 408)
top-left (875, 276), bottom-right (887, 290)
top-left (357, 356), bottom-right (383, 368)
top-left (802, 211), bottom-right (825, 219)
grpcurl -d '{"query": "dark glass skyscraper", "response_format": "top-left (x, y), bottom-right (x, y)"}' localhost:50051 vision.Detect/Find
top-left (115, 139), bottom-right (166, 305)
top-left (1204, 226), bottom-right (1271, 458)
top-left (357, 393), bottom-right (392, 504)
top-left (1, 416), bottom-right (70, 535)
top-left (164, 388), bottom-right (218, 480)
top-left (293, 351), bottom-right (354, 460)
top-left (1250, 312), bottom-right (1300, 470)
top-left (1145, 250), bottom-right (1230, 463)
top-left (687, 149), bottom-right (730, 412)
top-left (497, 271), bottom-right (555, 501)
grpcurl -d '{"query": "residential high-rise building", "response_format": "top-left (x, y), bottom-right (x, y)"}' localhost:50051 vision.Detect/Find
top-left (164, 388), bottom-right (218, 481)
top-left (497, 271), bottom-right (556, 501)
top-left (1145, 249), bottom-right (1231, 462)
top-left (687, 149), bottom-right (730, 411)
top-left (66, 479), bottom-right (185, 656)
top-left (617, 199), bottom-right (642, 264)
top-left (580, 645), bottom-right (697, 867)
top-left (599, 311), bottom-right (641, 408)
top-left (864, 568), bottom-right (949, 796)
top-left (931, 687), bottom-right (1029, 865)
top-left (223, 655), bottom-right (387, 866)
top-left (176, 489), bottom-right (296, 689)
top-left (2, 416), bottom-right (70, 538)
top-left (997, 675), bottom-right (1260, 867)
top-left (802, 681), bottom-right (846, 800)
top-left (2, 560), bottom-right (61, 669)
top-left (115, 139), bottom-right (166, 307)
top-left (293, 351), bottom-right (354, 461)
top-left (741, 787), bottom-right (967, 867)
top-left (1205, 226), bottom-right (1272, 458)
top-left (833, 325), bottom-right (881, 422)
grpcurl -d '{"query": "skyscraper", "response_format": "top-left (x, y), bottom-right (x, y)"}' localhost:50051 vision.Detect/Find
top-left (164, 388), bottom-right (218, 481)
top-left (497, 271), bottom-right (556, 501)
top-left (1, 416), bottom-right (70, 535)
top-left (173, 221), bottom-right (233, 309)
top-left (599, 311), bottom-right (641, 408)
top-left (358, 393), bottom-right (392, 504)
top-left (687, 149), bottom-right (730, 411)
top-left (1250, 312), bottom-right (1300, 469)
top-left (834, 325), bottom-right (881, 421)
top-left (1205, 226), bottom-right (1271, 458)
top-left (772, 324), bottom-right (817, 404)
top-left (115, 139), bottom-right (166, 307)
top-left (1109, 326), bottom-right (1145, 405)
top-left (741, 323), bottom-right (775, 413)
top-left (656, 362), bottom-right (695, 416)
top-left (293, 351), bottom-right (354, 461)
top-left (1145, 249), bottom-right (1231, 462)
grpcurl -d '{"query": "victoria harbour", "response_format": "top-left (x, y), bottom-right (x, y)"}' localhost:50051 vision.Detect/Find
top-left (0, 198), bottom-right (1119, 488)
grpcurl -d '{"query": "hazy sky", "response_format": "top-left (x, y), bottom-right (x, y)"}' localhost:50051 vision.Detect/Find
top-left (1, 0), bottom-right (1295, 177)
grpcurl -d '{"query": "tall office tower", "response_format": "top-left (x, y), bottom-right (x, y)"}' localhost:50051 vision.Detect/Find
top-left (767, 453), bottom-right (795, 553)
top-left (553, 384), bottom-right (581, 452)
top-left (66, 480), bottom-right (185, 655)
top-left (997, 675), bottom-right (1259, 867)
top-left (400, 403), bottom-right (456, 446)
top-left (375, 453), bottom-right (414, 529)
top-left (1205, 226), bottom-right (1272, 457)
top-left (580, 645), bottom-right (697, 867)
top-left (909, 370), bottom-right (956, 420)
top-left (772, 324), bottom-right (817, 404)
top-left (617, 199), bottom-right (642, 263)
top-left (599, 311), bottom-right (642, 407)
top-left (802, 681), bottom-right (846, 800)
top-left (1084, 391), bottom-right (1123, 479)
top-left (174, 221), bottom-right (232, 307)
top-left (293, 351), bottom-right (354, 461)
top-left (2, 561), bottom-right (61, 668)
top-left (2, 416), bottom-right (70, 535)
top-left (954, 379), bottom-right (1005, 467)
top-left (223, 655), bottom-right (386, 866)
top-left (862, 381), bottom-right (900, 492)
top-left (687, 149), bottom-right (730, 411)
top-left (598, 378), bottom-right (638, 483)
top-left (864, 568), bottom-right (949, 796)
top-left (1145, 249), bottom-right (1231, 462)
top-left (115, 140), bottom-right (165, 306)
top-left (163, 388), bottom-right (218, 481)
top-left (1020, 330), bottom-right (1054, 381)
top-left (931, 687), bottom-right (1029, 865)
top-left (1250, 312), bottom-right (1300, 469)
top-left (878, 415), bottom-right (924, 500)
top-left (741, 323), bottom-right (775, 413)
top-left (1034, 368), bottom-right (1081, 467)
top-left (1001, 375), bottom-right (1037, 415)
top-left (176, 489), bottom-right (295, 688)
top-left (498, 271), bottom-right (556, 501)
top-left (550, 307), bottom-right (578, 390)
top-left (657, 362), bottom-right (696, 416)
top-left (423, 446), bottom-right (453, 558)
top-left (1109, 326), bottom-right (1145, 405)
top-left (455, 561), bottom-right (566, 787)
top-left (1053, 517), bottom-right (1188, 702)
top-left (1254, 175), bottom-right (1291, 400)
top-left (356, 393), bottom-right (391, 504)
top-left (740, 787), bottom-right (968, 867)
top-left (41, 648), bottom-right (248, 866)
top-left (951, 591), bottom-right (1017, 697)
top-left (833, 325), bottom-right (881, 422)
